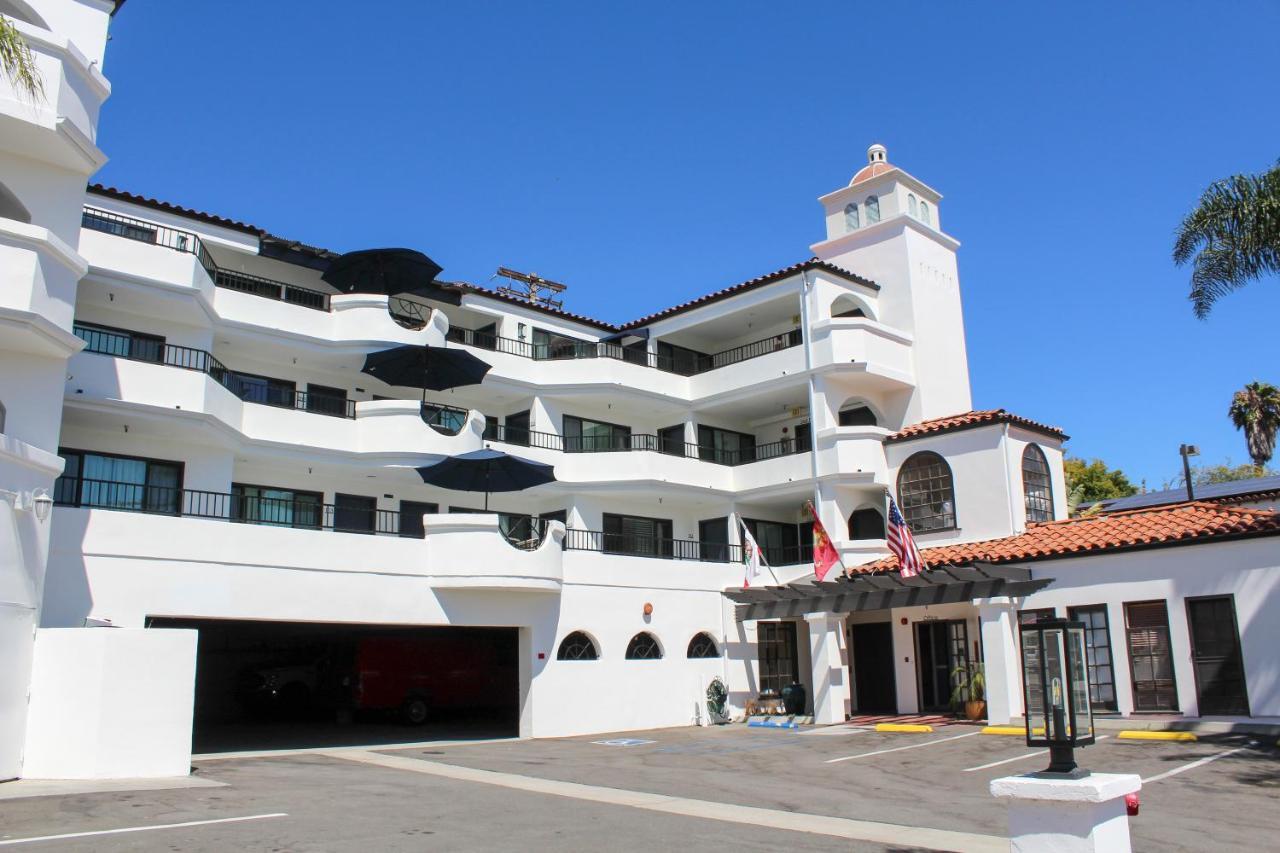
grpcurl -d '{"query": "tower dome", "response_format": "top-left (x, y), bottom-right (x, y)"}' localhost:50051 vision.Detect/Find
top-left (849, 143), bottom-right (895, 186)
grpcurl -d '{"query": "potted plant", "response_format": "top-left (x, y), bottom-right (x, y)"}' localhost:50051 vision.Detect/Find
top-left (951, 662), bottom-right (987, 721)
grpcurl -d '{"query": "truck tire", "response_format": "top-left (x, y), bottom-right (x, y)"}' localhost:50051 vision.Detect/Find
top-left (401, 696), bottom-right (429, 725)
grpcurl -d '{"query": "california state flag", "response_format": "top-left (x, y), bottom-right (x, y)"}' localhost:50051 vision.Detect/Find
top-left (807, 501), bottom-right (844, 582)
top-left (736, 513), bottom-right (767, 588)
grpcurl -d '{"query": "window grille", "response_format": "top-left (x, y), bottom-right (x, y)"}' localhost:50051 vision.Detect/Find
top-left (896, 451), bottom-right (956, 532)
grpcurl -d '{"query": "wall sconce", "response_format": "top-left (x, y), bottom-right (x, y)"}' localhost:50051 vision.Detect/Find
top-left (32, 489), bottom-right (52, 522)
top-left (1, 488), bottom-right (52, 523)
top-left (643, 602), bottom-right (653, 616)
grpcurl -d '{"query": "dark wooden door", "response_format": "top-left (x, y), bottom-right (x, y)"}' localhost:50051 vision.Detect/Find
top-left (850, 622), bottom-right (896, 713)
top-left (1125, 601), bottom-right (1179, 712)
top-left (1186, 596), bottom-right (1249, 716)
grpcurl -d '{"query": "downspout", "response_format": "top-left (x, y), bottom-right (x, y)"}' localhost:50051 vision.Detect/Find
top-left (799, 271), bottom-right (822, 516)
top-left (1001, 422), bottom-right (1019, 534)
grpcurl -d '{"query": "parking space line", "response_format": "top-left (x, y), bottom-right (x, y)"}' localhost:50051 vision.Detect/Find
top-left (825, 731), bottom-right (981, 763)
top-left (962, 736), bottom-right (1110, 772)
top-left (1141, 744), bottom-right (1252, 783)
top-left (0, 813), bottom-right (288, 846)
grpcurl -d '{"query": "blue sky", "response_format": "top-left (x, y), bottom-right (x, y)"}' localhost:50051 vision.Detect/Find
top-left (94, 1), bottom-right (1280, 489)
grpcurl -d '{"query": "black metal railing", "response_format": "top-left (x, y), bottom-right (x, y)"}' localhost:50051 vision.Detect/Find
top-left (682, 437), bottom-right (812, 466)
top-left (83, 206), bottom-right (333, 313)
top-left (757, 543), bottom-right (814, 567)
top-left (563, 528), bottom-right (742, 563)
top-left (421, 401), bottom-right (471, 435)
top-left (480, 420), bottom-right (810, 465)
top-left (483, 423), bottom-right (564, 450)
top-left (445, 325), bottom-right (804, 376)
top-left (214, 269), bottom-right (331, 311)
top-left (74, 323), bottom-right (355, 419)
top-left (389, 296), bottom-right (431, 329)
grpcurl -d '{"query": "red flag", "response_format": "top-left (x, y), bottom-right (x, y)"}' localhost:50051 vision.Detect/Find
top-left (806, 501), bottom-right (843, 582)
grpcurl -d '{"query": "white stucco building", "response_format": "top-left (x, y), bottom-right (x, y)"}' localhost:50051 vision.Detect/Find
top-left (3, 0), bottom-right (1277, 783)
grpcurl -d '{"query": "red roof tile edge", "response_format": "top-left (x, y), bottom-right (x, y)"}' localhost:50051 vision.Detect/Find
top-left (851, 501), bottom-right (1280, 576)
top-left (886, 408), bottom-right (1068, 443)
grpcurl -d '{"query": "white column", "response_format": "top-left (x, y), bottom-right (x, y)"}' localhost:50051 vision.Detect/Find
top-left (991, 773), bottom-right (1141, 853)
top-left (978, 597), bottom-right (1023, 725)
top-left (805, 612), bottom-right (846, 724)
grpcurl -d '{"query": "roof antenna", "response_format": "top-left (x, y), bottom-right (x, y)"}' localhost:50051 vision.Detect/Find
top-left (491, 267), bottom-right (567, 310)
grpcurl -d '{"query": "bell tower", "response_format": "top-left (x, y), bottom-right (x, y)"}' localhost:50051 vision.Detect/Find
top-left (811, 144), bottom-right (972, 422)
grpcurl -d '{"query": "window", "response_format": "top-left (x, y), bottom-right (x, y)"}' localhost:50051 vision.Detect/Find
top-left (334, 493), bottom-right (377, 534)
top-left (838, 405), bottom-right (877, 427)
top-left (698, 517), bottom-right (730, 562)
top-left (231, 372), bottom-right (296, 408)
top-left (398, 499), bottom-right (438, 538)
top-left (1068, 605), bottom-right (1117, 711)
top-left (908, 193), bottom-right (918, 217)
top-left (74, 322), bottom-right (165, 364)
top-left (848, 507), bottom-right (885, 540)
top-left (743, 518), bottom-right (808, 566)
top-left (831, 295), bottom-right (867, 318)
top-left (602, 513), bottom-right (673, 557)
top-left (422, 402), bottom-right (468, 435)
top-left (503, 410), bottom-right (532, 446)
top-left (896, 451), bottom-right (956, 532)
top-left (1018, 608), bottom-right (1056, 625)
top-left (558, 631), bottom-right (599, 660)
top-left (625, 632), bottom-right (662, 660)
top-left (919, 201), bottom-right (931, 225)
top-left (658, 424), bottom-right (685, 456)
top-left (564, 415), bottom-right (631, 452)
top-left (82, 209), bottom-right (157, 243)
top-left (656, 340), bottom-right (708, 376)
top-left (232, 484), bottom-right (322, 529)
top-left (844, 202), bottom-right (859, 231)
top-left (687, 633), bottom-right (719, 659)
top-left (697, 425), bottom-right (756, 465)
top-left (1021, 444), bottom-right (1055, 523)
top-left (305, 383), bottom-right (349, 418)
top-left (532, 328), bottom-right (592, 360)
top-left (865, 195), bottom-right (880, 223)
top-left (55, 449), bottom-right (183, 515)
top-left (757, 621), bottom-right (799, 694)
top-left (1125, 601), bottom-right (1179, 712)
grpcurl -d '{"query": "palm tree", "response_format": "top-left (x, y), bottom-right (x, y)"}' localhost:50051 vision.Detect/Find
top-left (1, 13), bottom-right (43, 100)
top-left (1228, 381), bottom-right (1280, 468)
top-left (1173, 161), bottom-right (1280, 318)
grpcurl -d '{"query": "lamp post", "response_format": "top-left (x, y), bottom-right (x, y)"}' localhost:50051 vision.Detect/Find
top-left (1020, 618), bottom-right (1094, 775)
top-left (1179, 443), bottom-right (1199, 501)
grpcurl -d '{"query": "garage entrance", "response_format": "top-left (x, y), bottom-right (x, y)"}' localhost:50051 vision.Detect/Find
top-left (148, 618), bottom-right (520, 753)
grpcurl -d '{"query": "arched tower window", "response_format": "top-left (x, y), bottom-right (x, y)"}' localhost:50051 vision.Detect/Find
top-left (1022, 444), bottom-right (1055, 523)
top-left (838, 405), bottom-right (878, 427)
top-left (865, 195), bottom-right (880, 223)
top-left (848, 507), bottom-right (886, 539)
top-left (687, 633), bottom-right (718, 658)
top-left (625, 632), bottom-right (662, 660)
top-left (896, 451), bottom-right (956, 532)
top-left (908, 194), bottom-right (918, 218)
top-left (919, 201), bottom-right (931, 225)
top-left (556, 631), bottom-right (599, 660)
top-left (844, 202), bottom-right (859, 231)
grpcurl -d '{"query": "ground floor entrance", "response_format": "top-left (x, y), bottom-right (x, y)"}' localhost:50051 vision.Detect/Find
top-left (915, 619), bottom-right (969, 712)
top-left (848, 622), bottom-right (896, 713)
top-left (148, 618), bottom-right (520, 753)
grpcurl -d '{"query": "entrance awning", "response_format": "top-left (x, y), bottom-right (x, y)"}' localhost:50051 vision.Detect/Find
top-left (723, 563), bottom-right (1052, 622)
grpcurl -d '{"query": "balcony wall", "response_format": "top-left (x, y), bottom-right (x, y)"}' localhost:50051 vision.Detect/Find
top-left (211, 289), bottom-right (445, 348)
top-left (814, 426), bottom-right (891, 485)
top-left (79, 230), bottom-right (210, 296)
top-left (810, 318), bottom-right (914, 384)
top-left (43, 507), bottom-right (565, 629)
top-left (0, 218), bottom-right (87, 334)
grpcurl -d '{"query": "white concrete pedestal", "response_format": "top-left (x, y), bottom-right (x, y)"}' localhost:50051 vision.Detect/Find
top-left (990, 772), bottom-right (1141, 853)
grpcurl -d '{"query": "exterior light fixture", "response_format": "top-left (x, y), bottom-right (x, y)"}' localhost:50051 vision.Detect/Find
top-left (1020, 618), bottom-right (1094, 775)
top-left (1179, 444), bottom-right (1200, 501)
top-left (643, 602), bottom-right (653, 616)
top-left (31, 489), bottom-right (52, 522)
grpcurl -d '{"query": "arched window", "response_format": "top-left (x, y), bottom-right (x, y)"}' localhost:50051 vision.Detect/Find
top-left (838, 405), bottom-right (878, 427)
top-left (556, 631), bottom-right (599, 661)
top-left (1022, 444), bottom-right (1055, 523)
top-left (919, 201), bottom-right (931, 225)
top-left (687, 632), bottom-right (718, 659)
top-left (830, 294), bottom-right (869, 319)
top-left (865, 195), bottom-right (880, 223)
top-left (848, 507), bottom-right (886, 540)
top-left (908, 193), bottom-right (918, 218)
top-left (844, 202), bottom-right (859, 231)
top-left (625, 632), bottom-right (662, 660)
top-left (897, 451), bottom-right (956, 532)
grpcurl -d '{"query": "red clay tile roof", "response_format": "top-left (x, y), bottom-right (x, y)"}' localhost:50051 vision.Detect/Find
top-left (88, 185), bottom-right (266, 236)
top-left (852, 502), bottom-right (1280, 576)
top-left (850, 162), bottom-right (897, 185)
top-left (886, 409), bottom-right (1068, 443)
top-left (620, 258), bottom-right (879, 330)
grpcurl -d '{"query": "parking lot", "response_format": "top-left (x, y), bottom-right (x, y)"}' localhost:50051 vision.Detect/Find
top-left (1, 723), bottom-right (1276, 851)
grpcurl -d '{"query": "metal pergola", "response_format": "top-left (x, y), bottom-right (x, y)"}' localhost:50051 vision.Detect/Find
top-left (723, 562), bottom-right (1053, 622)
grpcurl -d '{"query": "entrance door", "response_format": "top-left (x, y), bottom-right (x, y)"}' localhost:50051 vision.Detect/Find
top-left (1124, 601), bottom-right (1179, 712)
top-left (850, 622), bottom-right (896, 713)
top-left (915, 620), bottom-right (968, 712)
top-left (1186, 596), bottom-right (1250, 716)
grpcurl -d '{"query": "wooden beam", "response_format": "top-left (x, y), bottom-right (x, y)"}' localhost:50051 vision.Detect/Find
top-left (734, 577), bottom-right (1053, 621)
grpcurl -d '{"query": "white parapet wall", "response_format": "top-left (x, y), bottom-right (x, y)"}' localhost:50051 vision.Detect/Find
top-left (22, 627), bottom-right (198, 779)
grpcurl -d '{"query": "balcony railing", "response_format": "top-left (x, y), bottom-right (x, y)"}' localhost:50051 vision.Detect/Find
top-left (53, 478), bottom-right (554, 549)
top-left (74, 323), bottom-right (355, 419)
top-left (422, 401), bottom-right (470, 435)
top-left (446, 326), bottom-right (803, 376)
top-left (563, 528), bottom-right (741, 563)
top-left (482, 422), bottom-right (809, 466)
top-left (482, 423), bottom-right (564, 451)
top-left (83, 206), bottom-right (332, 313)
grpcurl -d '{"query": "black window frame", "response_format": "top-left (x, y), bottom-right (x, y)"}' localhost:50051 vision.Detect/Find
top-left (602, 512), bottom-right (674, 558)
top-left (231, 482), bottom-right (323, 530)
top-left (230, 371), bottom-right (297, 408)
top-left (73, 321), bottom-right (166, 364)
top-left (1067, 604), bottom-right (1118, 712)
top-left (838, 405), bottom-right (878, 427)
top-left (398, 499), bottom-right (439, 538)
top-left (625, 632), bottom-right (663, 660)
top-left (1124, 600), bottom-right (1180, 713)
top-left (757, 621), bottom-right (799, 695)
top-left (687, 632), bottom-right (719, 659)
top-left (333, 492), bottom-right (378, 535)
top-left (1021, 443), bottom-right (1055, 523)
top-left (557, 631), bottom-right (599, 661)
top-left (55, 448), bottom-right (185, 515)
top-left (848, 506), bottom-right (886, 540)
top-left (896, 451), bottom-right (957, 534)
top-left (696, 425), bottom-right (756, 465)
top-left (564, 414), bottom-right (632, 453)
top-left (305, 382), bottom-right (350, 418)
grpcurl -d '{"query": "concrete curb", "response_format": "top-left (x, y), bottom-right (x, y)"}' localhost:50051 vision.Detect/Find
top-left (1117, 730), bottom-right (1197, 742)
top-left (876, 723), bottom-right (933, 733)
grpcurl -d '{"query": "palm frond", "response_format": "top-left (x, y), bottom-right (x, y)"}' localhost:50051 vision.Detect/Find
top-left (0, 14), bottom-right (44, 101)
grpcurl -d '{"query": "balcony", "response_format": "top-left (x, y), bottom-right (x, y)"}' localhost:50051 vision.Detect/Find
top-left (485, 424), bottom-right (809, 466)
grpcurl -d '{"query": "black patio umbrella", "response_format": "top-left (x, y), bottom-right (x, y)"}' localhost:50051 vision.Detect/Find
top-left (361, 344), bottom-right (491, 392)
top-left (416, 448), bottom-right (556, 510)
top-left (322, 248), bottom-right (454, 300)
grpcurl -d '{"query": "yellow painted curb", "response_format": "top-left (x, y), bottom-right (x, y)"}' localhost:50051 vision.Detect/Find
top-left (1117, 730), bottom-right (1197, 742)
top-left (981, 726), bottom-right (1043, 736)
top-left (874, 723), bottom-right (933, 733)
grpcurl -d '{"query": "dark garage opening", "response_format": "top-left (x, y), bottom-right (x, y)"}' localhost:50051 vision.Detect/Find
top-left (148, 618), bottom-right (520, 753)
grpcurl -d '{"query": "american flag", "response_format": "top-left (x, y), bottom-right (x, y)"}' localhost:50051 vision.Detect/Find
top-left (887, 496), bottom-right (927, 578)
